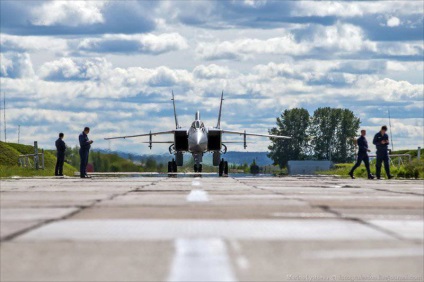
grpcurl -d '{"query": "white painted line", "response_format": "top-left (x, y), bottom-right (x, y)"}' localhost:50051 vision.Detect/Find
top-left (229, 240), bottom-right (241, 253)
top-left (167, 238), bottom-right (236, 282)
top-left (229, 240), bottom-right (250, 271)
top-left (368, 220), bottom-right (424, 240)
top-left (191, 180), bottom-right (201, 186)
top-left (16, 219), bottom-right (395, 241)
top-left (235, 256), bottom-right (249, 270)
top-left (307, 247), bottom-right (424, 259)
top-left (186, 189), bottom-right (209, 202)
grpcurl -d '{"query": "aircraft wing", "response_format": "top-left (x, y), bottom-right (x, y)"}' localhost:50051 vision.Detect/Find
top-left (104, 130), bottom-right (175, 140)
top-left (222, 130), bottom-right (291, 139)
top-left (141, 141), bottom-right (174, 144)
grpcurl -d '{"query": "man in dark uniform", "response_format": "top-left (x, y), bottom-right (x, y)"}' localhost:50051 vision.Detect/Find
top-left (349, 129), bottom-right (374, 179)
top-left (55, 133), bottom-right (66, 176)
top-left (373, 125), bottom-right (393, 180)
top-left (79, 127), bottom-right (93, 178)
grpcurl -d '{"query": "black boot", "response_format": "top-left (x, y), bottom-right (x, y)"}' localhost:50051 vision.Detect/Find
top-left (368, 174), bottom-right (375, 180)
top-left (348, 171), bottom-right (355, 179)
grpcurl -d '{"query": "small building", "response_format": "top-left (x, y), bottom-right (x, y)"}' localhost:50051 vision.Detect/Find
top-left (287, 160), bottom-right (333, 175)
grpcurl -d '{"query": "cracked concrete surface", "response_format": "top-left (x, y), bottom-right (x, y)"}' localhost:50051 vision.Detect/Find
top-left (0, 176), bottom-right (423, 281)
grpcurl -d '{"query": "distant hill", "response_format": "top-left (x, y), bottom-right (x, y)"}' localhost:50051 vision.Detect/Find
top-left (94, 149), bottom-right (273, 166)
top-left (219, 151), bottom-right (274, 166)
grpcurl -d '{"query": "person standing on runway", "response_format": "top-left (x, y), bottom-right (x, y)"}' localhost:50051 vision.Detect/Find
top-left (55, 132), bottom-right (66, 176)
top-left (79, 127), bottom-right (93, 178)
top-left (349, 129), bottom-right (374, 179)
top-left (372, 125), bottom-right (393, 180)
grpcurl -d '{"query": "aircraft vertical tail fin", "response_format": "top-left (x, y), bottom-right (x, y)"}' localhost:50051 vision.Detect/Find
top-left (216, 91), bottom-right (224, 129)
top-left (172, 91), bottom-right (180, 129)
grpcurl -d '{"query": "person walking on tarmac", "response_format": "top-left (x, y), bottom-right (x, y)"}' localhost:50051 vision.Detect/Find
top-left (55, 133), bottom-right (66, 176)
top-left (373, 125), bottom-right (393, 180)
top-left (349, 129), bottom-right (374, 179)
top-left (79, 127), bottom-right (93, 178)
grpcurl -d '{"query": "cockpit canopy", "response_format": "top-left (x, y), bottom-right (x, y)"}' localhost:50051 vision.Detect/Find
top-left (192, 121), bottom-right (205, 129)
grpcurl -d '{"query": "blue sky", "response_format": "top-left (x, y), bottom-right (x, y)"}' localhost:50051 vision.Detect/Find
top-left (0, 0), bottom-right (423, 154)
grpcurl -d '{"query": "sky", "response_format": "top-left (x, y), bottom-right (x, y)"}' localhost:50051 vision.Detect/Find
top-left (0, 0), bottom-right (423, 154)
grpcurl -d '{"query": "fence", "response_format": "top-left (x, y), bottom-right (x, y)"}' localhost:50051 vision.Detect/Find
top-left (369, 153), bottom-right (411, 167)
top-left (18, 141), bottom-right (45, 170)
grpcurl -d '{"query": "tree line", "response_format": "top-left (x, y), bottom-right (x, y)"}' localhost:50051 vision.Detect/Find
top-left (268, 107), bottom-right (360, 168)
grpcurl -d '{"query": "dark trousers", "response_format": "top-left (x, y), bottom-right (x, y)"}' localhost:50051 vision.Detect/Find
top-left (79, 149), bottom-right (89, 177)
top-left (55, 152), bottom-right (65, 176)
top-left (376, 152), bottom-right (390, 178)
top-left (350, 153), bottom-right (371, 176)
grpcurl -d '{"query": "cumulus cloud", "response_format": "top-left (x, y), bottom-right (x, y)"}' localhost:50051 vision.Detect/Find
top-left (148, 66), bottom-right (192, 87)
top-left (196, 23), bottom-right (373, 60)
top-left (306, 23), bottom-right (377, 53)
top-left (7, 108), bottom-right (98, 126)
top-left (74, 33), bottom-right (188, 54)
top-left (0, 34), bottom-right (68, 53)
top-left (1, 1), bottom-right (156, 35)
top-left (196, 22), bottom-right (422, 61)
top-left (387, 16), bottom-right (401, 27)
top-left (35, 58), bottom-right (193, 98)
top-left (0, 53), bottom-right (35, 78)
top-left (31, 1), bottom-right (106, 26)
top-left (39, 57), bottom-right (112, 81)
top-left (193, 64), bottom-right (231, 79)
top-left (196, 33), bottom-right (309, 60)
top-left (377, 42), bottom-right (423, 56)
top-left (293, 2), bottom-right (423, 18)
top-left (365, 78), bottom-right (423, 101)
top-left (253, 62), bottom-right (304, 80)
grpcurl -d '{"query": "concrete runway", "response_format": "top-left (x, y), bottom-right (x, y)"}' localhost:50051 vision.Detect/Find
top-left (1, 176), bottom-right (423, 282)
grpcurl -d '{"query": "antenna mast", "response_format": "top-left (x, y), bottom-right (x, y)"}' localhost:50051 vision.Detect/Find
top-left (3, 92), bottom-right (6, 142)
top-left (0, 93), bottom-right (2, 142)
top-left (171, 90), bottom-right (180, 129)
top-left (388, 109), bottom-right (394, 151)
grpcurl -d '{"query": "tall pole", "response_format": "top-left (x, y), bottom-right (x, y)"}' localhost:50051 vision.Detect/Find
top-left (3, 92), bottom-right (6, 142)
top-left (388, 109), bottom-right (394, 151)
top-left (0, 93), bottom-right (2, 142)
top-left (34, 141), bottom-right (39, 170)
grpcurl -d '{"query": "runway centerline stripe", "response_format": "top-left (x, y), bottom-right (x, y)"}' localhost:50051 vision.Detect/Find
top-left (167, 238), bottom-right (236, 282)
top-left (186, 189), bottom-right (209, 202)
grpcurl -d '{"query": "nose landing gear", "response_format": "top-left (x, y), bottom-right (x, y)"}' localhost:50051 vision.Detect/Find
top-left (194, 164), bottom-right (203, 173)
top-left (168, 159), bottom-right (177, 173)
top-left (219, 158), bottom-right (228, 177)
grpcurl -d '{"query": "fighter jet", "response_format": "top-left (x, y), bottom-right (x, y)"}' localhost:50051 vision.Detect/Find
top-left (105, 92), bottom-right (290, 176)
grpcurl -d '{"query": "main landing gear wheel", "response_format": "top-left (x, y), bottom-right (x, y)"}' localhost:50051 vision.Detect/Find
top-left (168, 159), bottom-right (177, 173)
top-left (219, 159), bottom-right (228, 177)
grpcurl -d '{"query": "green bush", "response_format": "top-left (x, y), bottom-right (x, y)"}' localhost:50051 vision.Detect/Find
top-left (396, 167), bottom-right (406, 178)
top-left (404, 159), bottom-right (423, 179)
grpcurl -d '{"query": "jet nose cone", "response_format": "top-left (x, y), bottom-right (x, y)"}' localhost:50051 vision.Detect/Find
top-left (191, 130), bottom-right (207, 152)
top-left (196, 131), bottom-right (203, 144)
